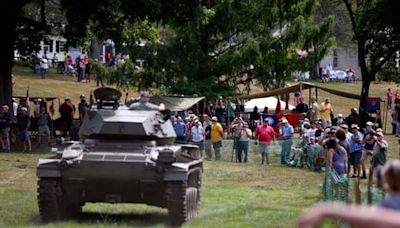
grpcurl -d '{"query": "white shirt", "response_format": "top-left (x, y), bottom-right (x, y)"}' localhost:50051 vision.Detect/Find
top-left (191, 126), bottom-right (205, 142)
top-left (40, 59), bottom-right (49, 69)
top-left (13, 102), bottom-right (18, 116)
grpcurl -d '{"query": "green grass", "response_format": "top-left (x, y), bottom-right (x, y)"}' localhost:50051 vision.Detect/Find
top-left (1, 66), bottom-right (398, 227)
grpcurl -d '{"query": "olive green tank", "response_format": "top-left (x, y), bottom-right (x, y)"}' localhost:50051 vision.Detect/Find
top-left (36, 87), bottom-right (203, 226)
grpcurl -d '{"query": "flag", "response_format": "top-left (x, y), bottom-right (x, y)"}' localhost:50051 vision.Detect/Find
top-left (285, 94), bottom-right (290, 111)
top-left (25, 86), bottom-right (30, 106)
top-left (49, 101), bottom-right (55, 117)
top-left (261, 114), bottom-right (279, 127)
top-left (275, 97), bottom-right (281, 114)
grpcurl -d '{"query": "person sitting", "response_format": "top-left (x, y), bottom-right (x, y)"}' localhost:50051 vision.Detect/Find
top-left (129, 91), bottom-right (165, 111)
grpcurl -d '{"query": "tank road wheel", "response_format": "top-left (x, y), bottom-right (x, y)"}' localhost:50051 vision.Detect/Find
top-left (165, 182), bottom-right (199, 226)
top-left (37, 178), bottom-right (82, 222)
top-left (188, 167), bottom-right (202, 213)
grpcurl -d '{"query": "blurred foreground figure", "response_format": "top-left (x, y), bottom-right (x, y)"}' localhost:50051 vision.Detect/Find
top-left (297, 203), bottom-right (400, 228)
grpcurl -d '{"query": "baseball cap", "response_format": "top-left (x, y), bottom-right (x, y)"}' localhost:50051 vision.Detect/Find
top-left (340, 124), bottom-right (349, 129)
top-left (338, 114), bottom-right (343, 118)
top-left (211, 116), bottom-right (218, 121)
top-left (140, 91), bottom-right (150, 97)
top-left (263, 118), bottom-right (269, 123)
top-left (366, 121), bottom-right (373, 126)
top-left (351, 124), bottom-right (359, 129)
top-left (377, 132), bottom-right (384, 137)
top-left (282, 118), bottom-right (288, 123)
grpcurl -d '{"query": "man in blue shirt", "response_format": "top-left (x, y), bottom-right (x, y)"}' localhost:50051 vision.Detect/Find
top-left (174, 116), bottom-right (187, 143)
top-left (279, 118), bottom-right (294, 165)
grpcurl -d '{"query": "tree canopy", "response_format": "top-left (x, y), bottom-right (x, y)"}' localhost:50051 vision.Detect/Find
top-left (66, 0), bottom-right (334, 99)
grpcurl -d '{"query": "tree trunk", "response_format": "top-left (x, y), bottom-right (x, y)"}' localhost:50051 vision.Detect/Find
top-left (357, 39), bottom-right (372, 128)
top-left (0, 7), bottom-right (19, 108)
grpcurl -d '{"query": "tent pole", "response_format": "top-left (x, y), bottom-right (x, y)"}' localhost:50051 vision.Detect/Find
top-left (203, 97), bottom-right (206, 115)
top-left (315, 87), bottom-right (318, 102)
top-left (383, 100), bottom-right (388, 134)
top-left (309, 88), bottom-right (311, 107)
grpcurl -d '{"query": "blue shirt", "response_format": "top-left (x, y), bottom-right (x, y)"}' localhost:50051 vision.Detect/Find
top-left (380, 194), bottom-right (400, 211)
top-left (174, 122), bottom-right (187, 137)
top-left (280, 124), bottom-right (294, 139)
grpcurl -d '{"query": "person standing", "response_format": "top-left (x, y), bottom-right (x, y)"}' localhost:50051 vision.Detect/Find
top-left (372, 131), bottom-right (388, 187)
top-left (37, 108), bottom-right (52, 147)
top-left (326, 138), bottom-right (348, 176)
top-left (18, 107), bottom-right (31, 152)
top-left (191, 120), bottom-right (205, 157)
top-left (310, 97), bottom-right (319, 122)
top-left (295, 97), bottom-right (309, 114)
top-left (361, 121), bottom-right (376, 179)
top-left (0, 105), bottom-right (11, 152)
top-left (40, 58), bottom-right (49, 79)
top-left (319, 98), bottom-right (332, 128)
top-left (203, 115), bottom-right (213, 160)
top-left (235, 123), bottom-right (252, 163)
top-left (78, 95), bottom-right (89, 125)
top-left (279, 118), bottom-right (294, 165)
top-left (174, 116), bottom-right (187, 143)
top-left (387, 88), bottom-right (393, 109)
top-left (211, 116), bottom-right (223, 160)
top-left (255, 118), bottom-right (275, 164)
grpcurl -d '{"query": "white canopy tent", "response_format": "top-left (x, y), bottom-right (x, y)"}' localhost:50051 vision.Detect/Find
top-left (244, 97), bottom-right (295, 113)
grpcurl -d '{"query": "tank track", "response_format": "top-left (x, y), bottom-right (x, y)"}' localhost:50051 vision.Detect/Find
top-left (37, 178), bottom-right (82, 223)
top-left (165, 166), bottom-right (202, 226)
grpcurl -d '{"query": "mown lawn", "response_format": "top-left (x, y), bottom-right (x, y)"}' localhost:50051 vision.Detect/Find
top-left (0, 142), bottom-right (324, 228)
top-left (1, 66), bottom-right (397, 227)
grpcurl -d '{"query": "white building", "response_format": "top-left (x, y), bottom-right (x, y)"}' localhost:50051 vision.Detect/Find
top-left (320, 47), bottom-right (361, 79)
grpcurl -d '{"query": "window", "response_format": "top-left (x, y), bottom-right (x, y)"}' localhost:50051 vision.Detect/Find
top-left (44, 40), bottom-right (53, 53)
top-left (56, 41), bottom-right (66, 52)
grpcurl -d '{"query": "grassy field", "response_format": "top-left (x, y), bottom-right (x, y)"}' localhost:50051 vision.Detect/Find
top-left (1, 66), bottom-right (398, 227)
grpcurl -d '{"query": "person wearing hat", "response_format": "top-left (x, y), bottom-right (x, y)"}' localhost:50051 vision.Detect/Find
top-left (279, 118), bottom-right (294, 165)
top-left (37, 107), bottom-right (52, 147)
top-left (360, 121), bottom-right (377, 179)
top-left (234, 121), bottom-right (252, 163)
top-left (78, 95), bottom-right (89, 124)
top-left (211, 116), bottom-right (223, 160)
top-left (333, 113), bottom-right (345, 126)
top-left (129, 91), bottom-right (165, 111)
top-left (255, 118), bottom-right (276, 164)
top-left (372, 131), bottom-right (388, 186)
top-left (350, 124), bottom-right (363, 177)
top-left (319, 98), bottom-right (332, 128)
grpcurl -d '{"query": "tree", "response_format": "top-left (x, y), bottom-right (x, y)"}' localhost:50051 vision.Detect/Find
top-left (85, 0), bottom-right (334, 99)
top-left (342, 0), bottom-right (400, 126)
top-left (1, 0), bottom-right (65, 107)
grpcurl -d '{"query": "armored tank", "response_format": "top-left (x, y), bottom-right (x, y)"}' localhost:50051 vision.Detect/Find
top-left (36, 87), bottom-right (203, 226)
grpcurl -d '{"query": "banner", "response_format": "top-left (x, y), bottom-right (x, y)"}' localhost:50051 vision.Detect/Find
top-left (366, 97), bottom-right (381, 113)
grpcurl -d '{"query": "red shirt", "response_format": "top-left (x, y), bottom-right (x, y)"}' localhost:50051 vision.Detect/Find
top-left (387, 91), bottom-right (393, 100)
top-left (256, 125), bottom-right (275, 144)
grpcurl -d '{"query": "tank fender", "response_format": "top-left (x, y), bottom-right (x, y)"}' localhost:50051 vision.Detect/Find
top-left (36, 159), bottom-right (61, 177)
top-left (163, 160), bottom-right (203, 181)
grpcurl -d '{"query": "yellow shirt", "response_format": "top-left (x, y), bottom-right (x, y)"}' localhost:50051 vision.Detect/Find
top-left (319, 102), bottom-right (332, 121)
top-left (211, 123), bottom-right (223, 143)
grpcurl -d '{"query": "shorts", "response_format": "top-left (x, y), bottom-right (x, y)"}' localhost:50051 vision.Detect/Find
top-left (212, 141), bottom-right (222, 150)
top-left (350, 151), bottom-right (362, 165)
top-left (362, 149), bottom-right (374, 162)
top-left (192, 141), bottom-right (204, 150)
top-left (259, 143), bottom-right (270, 154)
top-left (38, 125), bottom-right (50, 136)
